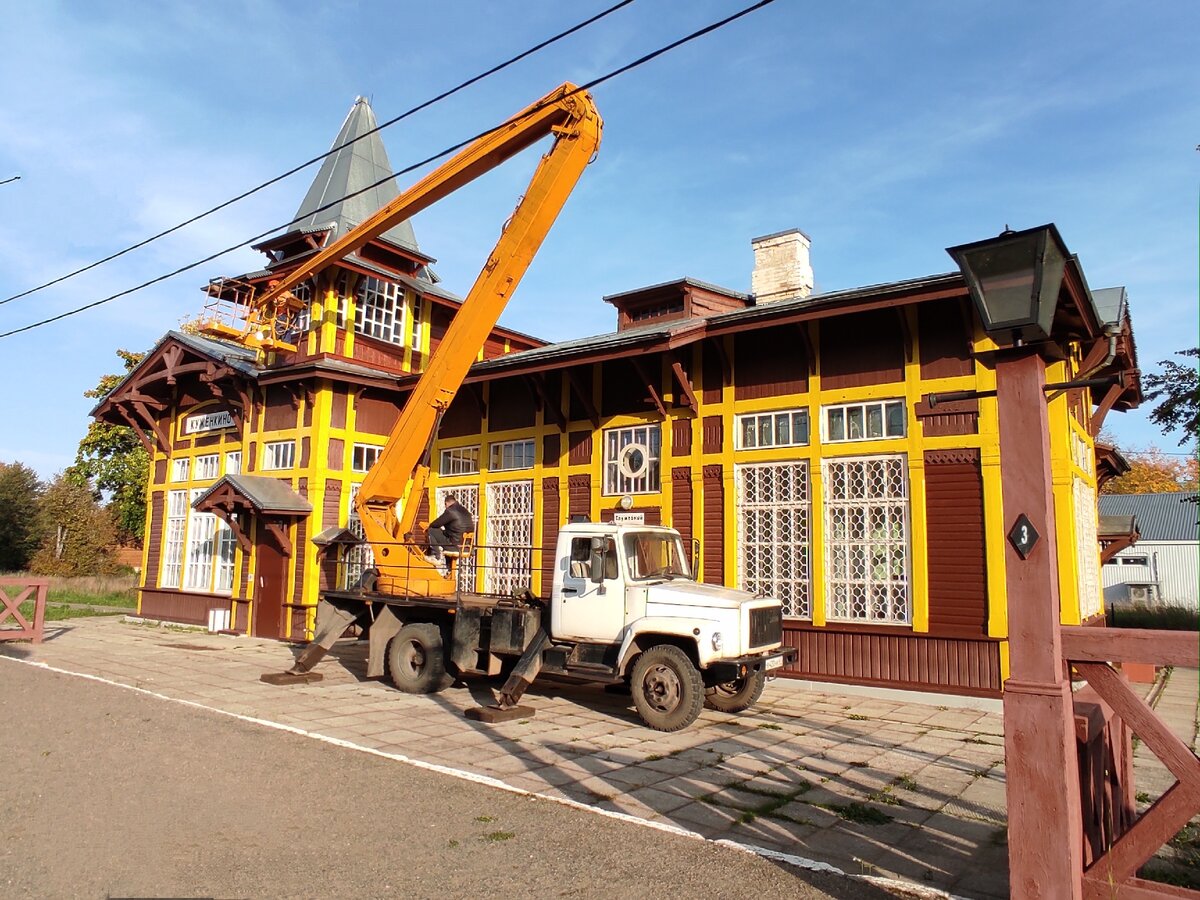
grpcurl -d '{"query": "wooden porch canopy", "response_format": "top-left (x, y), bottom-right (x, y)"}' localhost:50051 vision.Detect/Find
top-left (90, 332), bottom-right (258, 455)
top-left (194, 475), bottom-right (312, 556)
top-left (1098, 514), bottom-right (1140, 564)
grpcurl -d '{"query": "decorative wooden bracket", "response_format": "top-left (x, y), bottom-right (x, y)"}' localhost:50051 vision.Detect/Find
top-left (1077, 337), bottom-right (1113, 377)
top-left (529, 374), bottom-right (566, 431)
top-left (114, 405), bottom-right (155, 455)
top-left (670, 360), bottom-right (699, 414)
top-left (631, 358), bottom-right (667, 418)
top-left (1089, 381), bottom-right (1125, 437)
top-left (264, 520), bottom-right (294, 557)
top-left (793, 323), bottom-right (816, 376)
top-left (131, 400), bottom-right (171, 453)
top-left (567, 370), bottom-right (600, 429)
top-left (210, 504), bottom-right (253, 554)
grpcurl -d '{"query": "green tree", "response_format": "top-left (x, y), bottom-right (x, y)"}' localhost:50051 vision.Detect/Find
top-left (74, 348), bottom-right (149, 544)
top-left (1143, 347), bottom-right (1199, 447)
top-left (30, 474), bottom-right (119, 576)
top-left (0, 461), bottom-right (45, 571)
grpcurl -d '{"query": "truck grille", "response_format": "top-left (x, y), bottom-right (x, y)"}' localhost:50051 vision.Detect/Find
top-left (749, 606), bottom-right (782, 648)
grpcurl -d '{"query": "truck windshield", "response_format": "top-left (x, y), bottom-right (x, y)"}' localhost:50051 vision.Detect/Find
top-left (623, 533), bottom-right (691, 581)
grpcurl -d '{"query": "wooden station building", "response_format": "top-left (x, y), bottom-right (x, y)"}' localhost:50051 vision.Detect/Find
top-left (94, 98), bottom-right (1142, 698)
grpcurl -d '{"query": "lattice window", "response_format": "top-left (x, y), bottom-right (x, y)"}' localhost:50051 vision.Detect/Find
top-left (603, 424), bottom-right (661, 495)
top-left (484, 481), bottom-right (533, 596)
top-left (437, 486), bottom-right (478, 593)
top-left (161, 489), bottom-right (188, 588)
top-left (823, 455), bottom-right (911, 623)
top-left (1074, 476), bottom-right (1102, 619)
top-left (343, 483), bottom-right (375, 590)
top-left (356, 276), bottom-right (405, 344)
top-left (439, 446), bottom-right (480, 476)
top-left (735, 461), bottom-right (811, 618)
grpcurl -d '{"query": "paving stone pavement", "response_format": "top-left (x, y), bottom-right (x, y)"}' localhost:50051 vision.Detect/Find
top-left (3, 617), bottom-right (1196, 899)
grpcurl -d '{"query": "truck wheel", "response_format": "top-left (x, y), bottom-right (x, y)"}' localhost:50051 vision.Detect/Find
top-left (630, 645), bottom-right (704, 732)
top-left (704, 669), bottom-right (765, 713)
top-left (387, 623), bottom-right (451, 694)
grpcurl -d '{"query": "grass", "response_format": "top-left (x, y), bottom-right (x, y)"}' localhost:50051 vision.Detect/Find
top-left (2, 572), bottom-right (137, 611)
top-left (481, 831), bottom-right (515, 843)
top-left (821, 802), bottom-right (894, 825)
top-left (892, 774), bottom-right (919, 792)
top-left (12, 602), bottom-right (124, 623)
top-left (1107, 604), bottom-right (1199, 631)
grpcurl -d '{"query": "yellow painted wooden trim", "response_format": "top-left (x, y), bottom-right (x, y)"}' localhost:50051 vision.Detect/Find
top-left (999, 640), bottom-right (1010, 683)
top-left (977, 372), bottom-right (1008, 639)
top-left (903, 307), bottom-right (929, 633)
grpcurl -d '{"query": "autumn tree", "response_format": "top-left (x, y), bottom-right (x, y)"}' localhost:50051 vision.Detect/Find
top-left (1143, 347), bottom-right (1199, 447)
top-left (74, 348), bottom-right (149, 544)
top-left (0, 461), bottom-right (45, 571)
top-left (29, 473), bottom-right (119, 576)
top-left (1102, 447), bottom-right (1199, 495)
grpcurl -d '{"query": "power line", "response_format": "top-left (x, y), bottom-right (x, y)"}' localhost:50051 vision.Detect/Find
top-left (0, 0), bottom-right (777, 340)
top-left (0, 0), bottom-right (636, 308)
top-left (0, 175), bottom-right (19, 186)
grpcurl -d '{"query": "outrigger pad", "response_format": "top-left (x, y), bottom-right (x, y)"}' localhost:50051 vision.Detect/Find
top-left (464, 704), bottom-right (535, 724)
top-left (260, 671), bottom-right (325, 685)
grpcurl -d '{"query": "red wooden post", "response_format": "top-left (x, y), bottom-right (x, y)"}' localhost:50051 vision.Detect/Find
top-left (997, 351), bottom-right (1085, 899)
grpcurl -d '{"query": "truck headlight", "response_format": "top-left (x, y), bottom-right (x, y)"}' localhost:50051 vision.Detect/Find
top-left (711, 632), bottom-right (723, 652)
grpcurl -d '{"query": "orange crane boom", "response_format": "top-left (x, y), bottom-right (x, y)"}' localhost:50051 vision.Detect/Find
top-left (249, 83), bottom-right (602, 596)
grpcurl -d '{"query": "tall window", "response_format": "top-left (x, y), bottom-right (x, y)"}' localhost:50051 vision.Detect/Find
top-left (184, 490), bottom-right (217, 590)
top-left (437, 486), bottom-right (478, 592)
top-left (352, 444), bottom-right (382, 473)
top-left (489, 439), bottom-right (535, 472)
top-left (484, 481), bottom-right (533, 595)
top-left (603, 424), bottom-right (661, 495)
top-left (263, 441), bottom-right (295, 470)
top-left (823, 400), bottom-right (906, 443)
top-left (439, 446), bottom-right (480, 476)
top-left (356, 276), bottom-right (405, 344)
top-left (823, 455), bottom-right (910, 624)
top-left (736, 409), bottom-right (810, 450)
top-left (161, 490), bottom-right (188, 588)
top-left (343, 484), bottom-right (374, 589)
top-left (736, 461), bottom-right (811, 618)
top-left (410, 295), bottom-right (424, 350)
top-left (291, 279), bottom-right (314, 333)
top-left (1074, 477), bottom-right (1102, 619)
top-left (225, 451), bottom-right (242, 476)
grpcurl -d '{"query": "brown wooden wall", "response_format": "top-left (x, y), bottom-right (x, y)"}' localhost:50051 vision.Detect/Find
top-left (924, 449), bottom-right (988, 637)
top-left (145, 493), bottom-right (164, 585)
top-left (780, 624), bottom-right (1003, 696)
top-left (139, 589), bottom-right (218, 626)
top-left (671, 468), bottom-right (693, 548)
top-left (733, 328), bottom-right (808, 400)
top-left (820, 309), bottom-right (905, 389)
top-left (702, 465), bottom-right (723, 583)
top-left (541, 476), bottom-right (560, 596)
top-left (568, 474), bottom-right (591, 521)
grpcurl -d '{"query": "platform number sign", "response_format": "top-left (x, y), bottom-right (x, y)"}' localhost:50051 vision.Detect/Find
top-left (1007, 514), bottom-right (1040, 559)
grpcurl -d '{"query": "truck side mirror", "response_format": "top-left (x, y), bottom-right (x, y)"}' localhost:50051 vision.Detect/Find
top-left (589, 537), bottom-right (607, 593)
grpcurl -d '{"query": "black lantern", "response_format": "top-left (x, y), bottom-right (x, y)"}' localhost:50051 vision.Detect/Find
top-left (946, 224), bottom-right (1070, 346)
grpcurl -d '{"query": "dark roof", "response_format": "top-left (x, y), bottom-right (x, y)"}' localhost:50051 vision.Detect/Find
top-left (166, 330), bottom-right (260, 377)
top-left (1099, 492), bottom-right (1199, 542)
top-left (195, 475), bottom-right (313, 515)
top-left (602, 277), bottom-right (749, 305)
top-left (291, 96), bottom-right (419, 253)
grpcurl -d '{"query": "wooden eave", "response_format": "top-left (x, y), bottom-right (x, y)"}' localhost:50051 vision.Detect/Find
top-left (256, 358), bottom-right (403, 393)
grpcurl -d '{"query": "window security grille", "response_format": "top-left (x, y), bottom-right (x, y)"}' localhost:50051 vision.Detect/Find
top-left (823, 455), bottom-right (911, 623)
top-left (436, 486), bottom-right (479, 593)
top-left (484, 481), bottom-right (533, 596)
top-left (736, 461), bottom-right (811, 618)
top-left (1074, 476), bottom-right (1102, 619)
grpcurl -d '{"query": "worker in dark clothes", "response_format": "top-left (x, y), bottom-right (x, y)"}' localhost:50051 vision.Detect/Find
top-left (425, 494), bottom-right (474, 565)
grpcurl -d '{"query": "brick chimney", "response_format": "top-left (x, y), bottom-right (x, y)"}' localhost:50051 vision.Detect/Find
top-left (751, 229), bottom-right (813, 304)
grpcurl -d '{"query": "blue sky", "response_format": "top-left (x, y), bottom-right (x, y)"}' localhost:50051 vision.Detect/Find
top-left (1, 0), bottom-right (1196, 478)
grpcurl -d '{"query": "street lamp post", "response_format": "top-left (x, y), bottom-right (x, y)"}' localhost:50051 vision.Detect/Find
top-left (948, 225), bottom-right (1085, 899)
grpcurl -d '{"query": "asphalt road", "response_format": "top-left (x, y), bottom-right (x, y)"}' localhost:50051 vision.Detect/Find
top-left (0, 657), bottom-right (893, 900)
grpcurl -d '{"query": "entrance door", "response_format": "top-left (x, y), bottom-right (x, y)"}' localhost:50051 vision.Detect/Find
top-left (254, 538), bottom-right (287, 639)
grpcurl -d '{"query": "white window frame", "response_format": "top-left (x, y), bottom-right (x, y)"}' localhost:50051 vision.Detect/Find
top-left (822, 400), bottom-right (906, 443)
top-left (170, 458), bottom-right (190, 482)
top-left (194, 454), bottom-right (219, 481)
top-left (735, 408), bottom-right (810, 450)
top-left (355, 276), bottom-right (405, 345)
top-left (225, 451), bottom-right (242, 476)
top-left (160, 489), bottom-right (188, 588)
top-left (343, 484), bottom-right (375, 590)
top-left (263, 440), bottom-right (296, 471)
top-left (291, 280), bottom-right (314, 333)
top-left (410, 295), bottom-right (424, 351)
top-left (352, 443), bottom-right (382, 473)
top-left (489, 439), bottom-right (535, 472)
top-left (439, 446), bottom-right (480, 476)
top-left (437, 486), bottom-right (479, 592)
top-left (603, 424), bottom-right (661, 495)
top-left (823, 454), bottom-right (911, 625)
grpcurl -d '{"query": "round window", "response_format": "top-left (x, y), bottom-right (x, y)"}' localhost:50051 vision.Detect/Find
top-left (618, 443), bottom-right (649, 480)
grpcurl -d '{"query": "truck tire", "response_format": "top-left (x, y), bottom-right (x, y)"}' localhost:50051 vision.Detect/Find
top-left (704, 669), bottom-right (765, 713)
top-left (387, 623), bottom-right (452, 694)
top-left (630, 645), bottom-right (704, 732)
